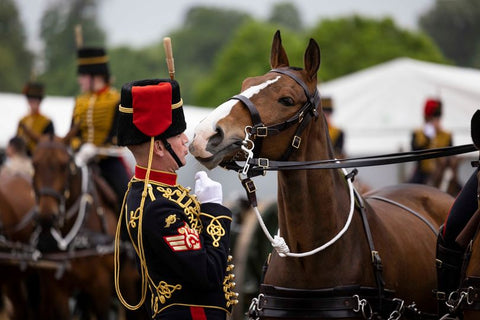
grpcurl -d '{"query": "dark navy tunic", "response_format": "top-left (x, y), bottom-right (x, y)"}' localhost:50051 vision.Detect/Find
top-left (123, 166), bottom-right (236, 319)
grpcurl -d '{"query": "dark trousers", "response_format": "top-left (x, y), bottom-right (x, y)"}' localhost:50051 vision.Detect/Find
top-left (443, 169), bottom-right (479, 244)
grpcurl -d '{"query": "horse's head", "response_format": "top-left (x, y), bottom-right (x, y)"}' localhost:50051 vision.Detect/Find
top-left (31, 128), bottom-right (79, 230)
top-left (189, 30), bottom-right (321, 169)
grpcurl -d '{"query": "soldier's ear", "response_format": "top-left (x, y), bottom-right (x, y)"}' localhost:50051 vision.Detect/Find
top-left (153, 139), bottom-right (166, 157)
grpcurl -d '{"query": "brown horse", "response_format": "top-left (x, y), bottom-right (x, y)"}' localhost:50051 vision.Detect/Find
top-left (189, 30), bottom-right (454, 319)
top-left (28, 131), bottom-right (142, 320)
top-left (0, 174), bottom-right (37, 320)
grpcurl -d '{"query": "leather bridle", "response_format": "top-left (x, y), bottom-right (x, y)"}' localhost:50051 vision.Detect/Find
top-left (229, 68), bottom-right (320, 162)
top-left (33, 141), bottom-right (76, 226)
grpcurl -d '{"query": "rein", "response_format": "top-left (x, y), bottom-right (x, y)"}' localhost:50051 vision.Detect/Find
top-left (223, 143), bottom-right (477, 176)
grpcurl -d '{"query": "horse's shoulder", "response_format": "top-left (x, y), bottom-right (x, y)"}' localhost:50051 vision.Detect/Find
top-left (363, 183), bottom-right (453, 226)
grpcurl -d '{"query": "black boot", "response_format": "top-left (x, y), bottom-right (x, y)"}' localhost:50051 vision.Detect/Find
top-left (435, 227), bottom-right (465, 318)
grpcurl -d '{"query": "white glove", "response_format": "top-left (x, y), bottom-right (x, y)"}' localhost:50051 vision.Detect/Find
top-left (75, 143), bottom-right (97, 166)
top-left (194, 171), bottom-right (223, 204)
top-left (423, 123), bottom-right (436, 139)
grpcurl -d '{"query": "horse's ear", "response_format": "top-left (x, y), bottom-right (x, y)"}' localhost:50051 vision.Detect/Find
top-left (19, 122), bottom-right (40, 143)
top-left (270, 30), bottom-right (290, 69)
top-left (304, 38), bottom-right (321, 81)
top-left (471, 109), bottom-right (480, 149)
top-left (62, 124), bottom-right (80, 145)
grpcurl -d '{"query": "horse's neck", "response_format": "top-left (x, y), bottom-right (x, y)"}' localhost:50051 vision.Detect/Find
top-left (276, 120), bottom-right (351, 248)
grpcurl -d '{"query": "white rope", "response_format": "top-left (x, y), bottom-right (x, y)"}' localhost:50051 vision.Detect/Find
top-left (252, 167), bottom-right (356, 258)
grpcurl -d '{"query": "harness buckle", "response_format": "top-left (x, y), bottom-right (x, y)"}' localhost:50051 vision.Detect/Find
top-left (244, 179), bottom-right (256, 193)
top-left (256, 126), bottom-right (268, 137)
top-left (257, 158), bottom-right (269, 168)
top-left (291, 136), bottom-right (301, 149)
top-left (299, 111), bottom-right (305, 123)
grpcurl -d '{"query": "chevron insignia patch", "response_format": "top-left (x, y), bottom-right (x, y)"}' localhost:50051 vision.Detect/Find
top-left (164, 223), bottom-right (202, 251)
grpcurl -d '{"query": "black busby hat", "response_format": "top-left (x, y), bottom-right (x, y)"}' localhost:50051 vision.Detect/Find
top-left (117, 79), bottom-right (185, 146)
top-left (77, 47), bottom-right (110, 76)
top-left (321, 96), bottom-right (334, 113)
top-left (22, 81), bottom-right (44, 100)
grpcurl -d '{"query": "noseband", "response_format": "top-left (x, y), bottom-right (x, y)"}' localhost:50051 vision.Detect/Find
top-left (230, 68), bottom-right (320, 162)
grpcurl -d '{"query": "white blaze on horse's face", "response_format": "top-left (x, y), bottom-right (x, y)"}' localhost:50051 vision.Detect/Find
top-left (190, 76), bottom-right (281, 162)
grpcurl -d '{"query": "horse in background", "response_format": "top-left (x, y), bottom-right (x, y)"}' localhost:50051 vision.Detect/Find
top-left (21, 127), bottom-right (143, 319)
top-left (189, 30), bottom-right (454, 319)
top-left (0, 162), bottom-right (38, 319)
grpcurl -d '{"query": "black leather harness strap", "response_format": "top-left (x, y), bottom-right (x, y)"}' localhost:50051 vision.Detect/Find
top-left (253, 284), bottom-right (398, 319)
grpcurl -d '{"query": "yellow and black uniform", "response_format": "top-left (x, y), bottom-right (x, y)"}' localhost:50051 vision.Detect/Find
top-left (124, 166), bottom-right (235, 319)
top-left (16, 81), bottom-right (54, 154)
top-left (71, 85), bottom-right (120, 149)
top-left (328, 124), bottom-right (344, 158)
top-left (322, 96), bottom-right (345, 158)
top-left (73, 47), bottom-right (130, 205)
top-left (410, 128), bottom-right (452, 179)
top-left (409, 98), bottom-right (452, 184)
top-left (17, 114), bottom-right (54, 154)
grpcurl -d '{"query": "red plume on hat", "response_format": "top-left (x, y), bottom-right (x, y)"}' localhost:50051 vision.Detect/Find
top-left (424, 98), bottom-right (442, 118)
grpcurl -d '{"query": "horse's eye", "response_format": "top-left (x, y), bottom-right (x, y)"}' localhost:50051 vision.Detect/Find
top-left (279, 97), bottom-right (294, 106)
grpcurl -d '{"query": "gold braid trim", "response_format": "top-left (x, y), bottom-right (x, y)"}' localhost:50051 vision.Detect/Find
top-left (156, 185), bottom-right (202, 233)
top-left (119, 98), bottom-right (183, 113)
top-left (150, 281), bottom-right (182, 317)
top-left (78, 56), bottom-right (108, 65)
top-left (114, 138), bottom-right (156, 310)
top-left (199, 213), bottom-right (232, 247)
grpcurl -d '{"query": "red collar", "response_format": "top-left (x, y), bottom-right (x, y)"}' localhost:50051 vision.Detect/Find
top-left (134, 166), bottom-right (177, 186)
top-left (95, 85), bottom-right (110, 95)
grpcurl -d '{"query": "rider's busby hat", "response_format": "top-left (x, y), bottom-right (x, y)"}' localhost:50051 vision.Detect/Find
top-left (321, 97), bottom-right (334, 113)
top-left (424, 98), bottom-right (442, 118)
top-left (77, 47), bottom-right (110, 76)
top-left (117, 79), bottom-right (185, 146)
top-left (22, 81), bottom-right (44, 100)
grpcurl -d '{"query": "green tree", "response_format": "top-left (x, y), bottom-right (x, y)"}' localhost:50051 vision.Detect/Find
top-left (194, 21), bottom-right (305, 107)
top-left (39, 0), bottom-right (106, 96)
top-left (419, 0), bottom-right (480, 68)
top-left (308, 16), bottom-right (448, 81)
top-left (0, 0), bottom-right (33, 92)
top-left (268, 2), bottom-right (303, 32)
top-left (166, 6), bottom-right (252, 104)
top-left (109, 45), bottom-right (165, 89)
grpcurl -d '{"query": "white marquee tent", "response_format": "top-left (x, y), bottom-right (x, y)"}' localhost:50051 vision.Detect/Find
top-left (320, 57), bottom-right (480, 156)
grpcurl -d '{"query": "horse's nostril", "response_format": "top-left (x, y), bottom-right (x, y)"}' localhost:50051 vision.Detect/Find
top-left (209, 126), bottom-right (224, 147)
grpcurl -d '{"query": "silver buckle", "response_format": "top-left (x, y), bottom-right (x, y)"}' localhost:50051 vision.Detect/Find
top-left (291, 136), bottom-right (301, 149)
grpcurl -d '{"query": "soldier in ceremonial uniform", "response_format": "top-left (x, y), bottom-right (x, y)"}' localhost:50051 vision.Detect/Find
top-left (71, 47), bottom-right (131, 207)
top-left (16, 81), bottom-right (54, 155)
top-left (322, 97), bottom-right (345, 159)
top-left (408, 98), bottom-right (453, 184)
top-left (114, 78), bottom-right (237, 319)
